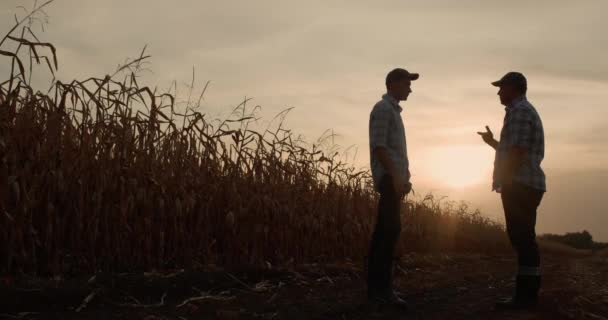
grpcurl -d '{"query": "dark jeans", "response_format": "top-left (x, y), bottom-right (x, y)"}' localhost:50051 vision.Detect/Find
top-left (367, 174), bottom-right (401, 297)
top-left (501, 181), bottom-right (544, 272)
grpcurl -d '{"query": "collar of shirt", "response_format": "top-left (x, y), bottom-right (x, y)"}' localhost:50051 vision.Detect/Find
top-left (505, 95), bottom-right (527, 112)
top-left (382, 93), bottom-right (403, 112)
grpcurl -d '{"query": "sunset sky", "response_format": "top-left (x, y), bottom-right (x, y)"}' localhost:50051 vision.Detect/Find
top-left (1, 0), bottom-right (606, 240)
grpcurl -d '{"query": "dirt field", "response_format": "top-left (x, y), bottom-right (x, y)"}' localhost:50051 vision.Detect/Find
top-left (1, 252), bottom-right (607, 320)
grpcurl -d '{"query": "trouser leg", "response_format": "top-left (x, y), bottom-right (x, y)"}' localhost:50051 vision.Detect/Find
top-left (501, 182), bottom-right (544, 301)
top-left (367, 175), bottom-right (402, 298)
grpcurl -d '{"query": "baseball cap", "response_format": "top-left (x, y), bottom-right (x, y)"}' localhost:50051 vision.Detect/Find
top-left (386, 68), bottom-right (419, 87)
top-left (491, 71), bottom-right (527, 90)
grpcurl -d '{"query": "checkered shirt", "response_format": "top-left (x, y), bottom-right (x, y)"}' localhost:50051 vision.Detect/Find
top-left (493, 96), bottom-right (546, 192)
top-left (369, 94), bottom-right (410, 192)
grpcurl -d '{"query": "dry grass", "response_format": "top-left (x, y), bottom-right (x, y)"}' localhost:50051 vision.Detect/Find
top-left (538, 239), bottom-right (592, 257)
top-left (0, 4), bottom-right (509, 275)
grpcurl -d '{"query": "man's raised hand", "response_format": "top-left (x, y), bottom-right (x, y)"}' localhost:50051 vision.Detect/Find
top-left (477, 125), bottom-right (497, 148)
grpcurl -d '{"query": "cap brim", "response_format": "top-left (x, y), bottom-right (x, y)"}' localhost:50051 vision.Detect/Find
top-left (491, 80), bottom-right (503, 87)
top-left (409, 73), bottom-right (420, 81)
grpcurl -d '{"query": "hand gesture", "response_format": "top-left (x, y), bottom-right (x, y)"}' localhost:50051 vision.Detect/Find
top-left (477, 125), bottom-right (496, 147)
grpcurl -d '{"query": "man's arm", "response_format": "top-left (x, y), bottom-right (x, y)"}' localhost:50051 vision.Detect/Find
top-left (477, 125), bottom-right (499, 149)
top-left (487, 138), bottom-right (499, 150)
top-left (502, 146), bottom-right (528, 184)
top-left (369, 106), bottom-right (404, 195)
top-left (373, 147), bottom-right (399, 179)
top-left (373, 147), bottom-right (405, 196)
top-left (501, 109), bottom-right (532, 184)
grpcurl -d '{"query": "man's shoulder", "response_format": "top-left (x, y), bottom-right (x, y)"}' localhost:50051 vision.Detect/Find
top-left (507, 102), bottom-right (543, 129)
top-left (520, 100), bottom-right (543, 120)
top-left (510, 101), bottom-right (536, 117)
top-left (524, 100), bottom-right (542, 117)
top-left (371, 99), bottom-right (392, 114)
top-left (513, 98), bottom-right (538, 111)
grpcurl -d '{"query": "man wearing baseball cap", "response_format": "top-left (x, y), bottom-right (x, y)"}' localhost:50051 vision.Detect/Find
top-left (367, 68), bottom-right (418, 308)
top-left (478, 71), bottom-right (546, 309)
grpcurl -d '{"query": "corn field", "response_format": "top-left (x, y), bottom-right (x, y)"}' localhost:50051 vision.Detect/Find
top-left (0, 4), bottom-right (508, 275)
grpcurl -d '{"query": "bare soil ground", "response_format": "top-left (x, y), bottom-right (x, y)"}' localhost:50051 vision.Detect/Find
top-left (1, 252), bottom-right (607, 320)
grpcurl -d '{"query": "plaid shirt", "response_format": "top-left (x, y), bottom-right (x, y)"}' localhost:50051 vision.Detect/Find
top-left (493, 95), bottom-right (546, 191)
top-left (369, 94), bottom-right (410, 192)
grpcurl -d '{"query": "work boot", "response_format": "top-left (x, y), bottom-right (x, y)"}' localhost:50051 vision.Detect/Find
top-left (495, 275), bottom-right (541, 310)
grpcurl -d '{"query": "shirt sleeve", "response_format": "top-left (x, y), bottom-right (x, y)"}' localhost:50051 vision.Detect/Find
top-left (369, 106), bottom-right (391, 151)
top-left (503, 109), bottom-right (533, 149)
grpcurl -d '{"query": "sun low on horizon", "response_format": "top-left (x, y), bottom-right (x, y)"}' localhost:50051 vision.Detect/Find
top-left (2, 1), bottom-right (608, 317)
top-left (420, 144), bottom-right (494, 189)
